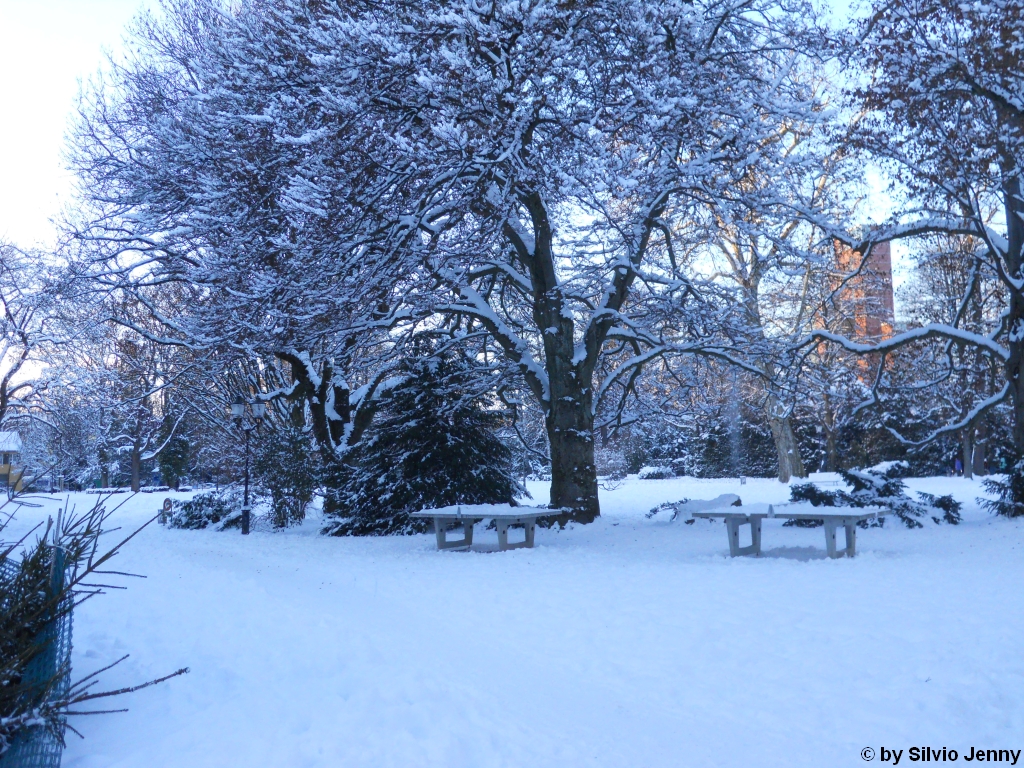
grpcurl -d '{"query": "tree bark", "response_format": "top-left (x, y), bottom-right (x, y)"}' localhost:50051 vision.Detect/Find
top-left (821, 392), bottom-right (839, 472)
top-left (1005, 175), bottom-right (1024, 498)
top-left (824, 428), bottom-right (838, 472)
top-left (972, 418), bottom-right (987, 476)
top-left (961, 427), bottom-right (974, 480)
top-left (281, 352), bottom-right (379, 456)
top-left (545, 345), bottom-right (599, 522)
top-left (768, 414), bottom-right (806, 483)
top-left (1007, 327), bottom-right (1024, 469)
top-left (765, 387), bottom-right (806, 483)
top-left (131, 444), bottom-right (141, 492)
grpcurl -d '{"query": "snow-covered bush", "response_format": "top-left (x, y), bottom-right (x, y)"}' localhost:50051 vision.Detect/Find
top-left (789, 463), bottom-right (961, 528)
top-left (168, 489), bottom-right (241, 530)
top-left (253, 426), bottom-right (318, 528)
top-left (646, 498), bottom-right (691, 521)
top-left (867, 460), bottom-right (912, 478)
top-left (981, 462), bottom-right (1024, 518)
top-left (917, 492), bottom-right (964, 524)
top-left (638, 466), bottom-right (674, 480)
top-left (322, 349), bottom-right (524, 536)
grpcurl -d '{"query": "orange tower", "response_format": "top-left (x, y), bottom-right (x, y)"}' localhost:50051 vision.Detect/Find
top-left (833, 241), bottom-right (895, 341)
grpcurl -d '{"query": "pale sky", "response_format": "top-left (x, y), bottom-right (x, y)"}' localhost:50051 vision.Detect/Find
top-left (0, 0), bottom-right (878, 258)
top-left (0, 0), bottom-right (153, 248)
top-left (1, 1), bottom-right (911, 323)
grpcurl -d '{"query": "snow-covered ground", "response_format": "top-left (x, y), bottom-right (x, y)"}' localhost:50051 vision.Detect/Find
top-left (5, 475), bottom-right (1023, 767)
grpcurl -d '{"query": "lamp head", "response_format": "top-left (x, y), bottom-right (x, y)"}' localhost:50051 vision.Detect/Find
top-left (251, 400), bottom-right (266, 421)
top-left (230, 395), bottom-right (245, 420)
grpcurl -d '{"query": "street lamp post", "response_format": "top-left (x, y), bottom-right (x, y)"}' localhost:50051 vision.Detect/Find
top-left (230, 395), bottom-right (266, 535)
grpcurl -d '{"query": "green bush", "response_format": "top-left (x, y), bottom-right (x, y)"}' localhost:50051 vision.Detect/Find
top-left (323, 349), bottom-right (523, 536)
top-left (168, 490), bottom-right (240, 530)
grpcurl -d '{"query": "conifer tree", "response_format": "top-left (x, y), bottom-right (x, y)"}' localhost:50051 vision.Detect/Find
top-left (323, 348), bottom-right (523, 536)
top-left (253, 424), bottom-right (318, 528)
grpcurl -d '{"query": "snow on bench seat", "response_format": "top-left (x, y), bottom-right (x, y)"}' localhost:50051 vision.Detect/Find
top-left (410, 504), bottom-right (552, 521)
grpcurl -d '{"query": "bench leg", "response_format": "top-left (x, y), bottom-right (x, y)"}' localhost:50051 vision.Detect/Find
top-left (496, 520), bottom-right (532, 551)
top-left (844, 523), bottom-right (856, 557)
top-left (434, 518), bottom-right (473, 550)
top-left (824, 521), bottom-right (839, 558)
top-left (726, 517), bottom-right (760, 557)
top-left (824, 521), bottom-right (857, 558)
top-left (726, 518), bottom-right (740, 556)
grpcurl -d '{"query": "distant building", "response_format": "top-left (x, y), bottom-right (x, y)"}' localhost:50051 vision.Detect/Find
top-left (832, 241), bottom-right (895, 341)
top-left (0, 431), bottom-right (25, 492)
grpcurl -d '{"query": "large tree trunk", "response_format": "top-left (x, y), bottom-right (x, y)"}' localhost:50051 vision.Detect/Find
top-left (1005, 174), bottom-right (1024, 504)
top-left (821, 393), bottom-right (839, 472)
top-left (487, 191), bottom-right (665, 525)
top-left (546, 387), bottom-right (598, 523)
top-left (542, 290), bottom-right (600, 523)
top-left (131, 444), bottom-right (141, 492)
top-left (767, 409), bottom-right (806, 483)
top-left (823, 426), bottom-right (838, 472)
top-left (961, 427), bottom-right (974, 480)
top-left (1008, 327), bottom-right (1024, 466)
top-left (972, 419), bottom-right (988, 476)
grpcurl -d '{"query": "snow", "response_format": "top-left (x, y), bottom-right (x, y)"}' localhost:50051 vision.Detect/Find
top-left (5, 475), bottom-right (1023, 767)
top-left (637, 465), bottom-right (672, 479)
top-left (0, 431), bottom-right (23, 453)
top-left (810, 324), bottom-right (1009, 361)
top-left (413, 503), bottom-right (551, 518)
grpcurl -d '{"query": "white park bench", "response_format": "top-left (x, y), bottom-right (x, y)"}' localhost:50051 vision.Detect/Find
top-left (411, 504), bottom-right (552, 551)
top-left (687, 501), bottom-right (885, 558)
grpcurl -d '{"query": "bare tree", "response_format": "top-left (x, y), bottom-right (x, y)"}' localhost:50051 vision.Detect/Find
top-left (795, 0), bottom-right (1024, 508)
top-left (0, 242), bottom-right (54, 431)
top-left (68, 0), bottom-right (835, 521)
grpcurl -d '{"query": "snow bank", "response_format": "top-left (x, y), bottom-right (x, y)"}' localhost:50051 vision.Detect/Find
top-left (3, 476), bottom-right (1019, 768)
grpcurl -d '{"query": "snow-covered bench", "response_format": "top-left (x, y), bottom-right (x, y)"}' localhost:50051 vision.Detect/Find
top-left (411, 504), bottom-right (552, 552)
top-left (807, 472), bottom-right (842, 488)
top-left (690, 502), bottom-right (886, 558)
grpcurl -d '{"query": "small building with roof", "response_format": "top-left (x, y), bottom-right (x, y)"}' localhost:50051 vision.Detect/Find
top-left (0, 431), bottom-right (25, 491)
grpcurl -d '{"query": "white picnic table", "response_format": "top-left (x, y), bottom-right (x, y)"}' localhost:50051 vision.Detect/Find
top-left (686, 500), bottom-right (886, 558)
top-left (411, 504), bottom-right (553, 551)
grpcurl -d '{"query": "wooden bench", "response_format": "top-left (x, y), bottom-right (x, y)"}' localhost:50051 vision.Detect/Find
top-left (690, 502), bottom-right (885, 558)
top-left (411, 505), bottom-right (552, 551)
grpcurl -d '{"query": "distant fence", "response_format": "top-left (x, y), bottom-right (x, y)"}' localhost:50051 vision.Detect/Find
top-left (1, 547), bottom-right (73, 768)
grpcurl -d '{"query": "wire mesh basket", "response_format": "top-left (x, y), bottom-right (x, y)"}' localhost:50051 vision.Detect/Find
top-left (1, 547), bottom-right (74, 768)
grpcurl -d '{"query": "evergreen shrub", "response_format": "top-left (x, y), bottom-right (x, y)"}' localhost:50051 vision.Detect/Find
top-left (323, 349), bottom-right (524, 536)
top-left (981, 460), bottom-right (1024, 517)
top-left (168, 489), bottom-right (241, 530)
top-left (253, 425), bottom-right (318, 528)
top-left (789, 462), bottom-right (961, 527)
top-left (638, 465), bottom-right (673, 479)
